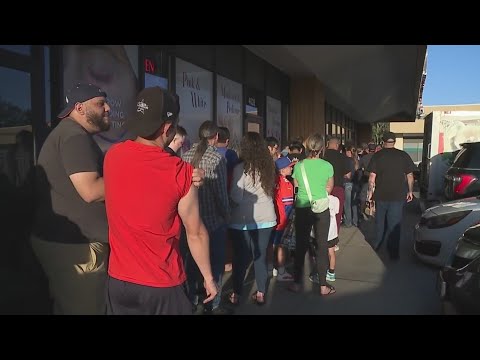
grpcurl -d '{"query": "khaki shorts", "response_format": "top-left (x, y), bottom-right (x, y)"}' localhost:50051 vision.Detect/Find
top-left (31, 235), bottom-right (109, 315)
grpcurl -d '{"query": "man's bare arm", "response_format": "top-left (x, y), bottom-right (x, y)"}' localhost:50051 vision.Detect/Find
top-left (406, 172), bottom-right (414, 202)
top-left (326, 176), bottom-right (334, 194)
top-left (69, 172), bottom-right (104, 203)
top-left (178, 184), bottom-right (218, 303)
top-left (367, 172), bottom-right (376, 202)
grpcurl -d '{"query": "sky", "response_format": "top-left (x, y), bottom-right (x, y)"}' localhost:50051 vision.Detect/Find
top-left (422, 45), bottom-right (480, 106)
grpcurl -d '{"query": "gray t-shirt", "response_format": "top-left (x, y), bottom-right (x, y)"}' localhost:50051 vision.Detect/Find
top-left (32, 118), bottom-right (108, 244)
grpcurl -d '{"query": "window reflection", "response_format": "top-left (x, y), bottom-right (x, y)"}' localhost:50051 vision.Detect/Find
top-left (0, 65), bottom-right (32, 188)
top-left (0, 67), bottom-right (32, 128)
top-left (0, 66), bottom-right (31, 128)
top-left (0, 45), bottom-right (31, 56)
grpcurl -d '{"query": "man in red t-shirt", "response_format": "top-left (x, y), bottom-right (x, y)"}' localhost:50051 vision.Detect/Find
top-left (104, 87), bottom-right (218, 315)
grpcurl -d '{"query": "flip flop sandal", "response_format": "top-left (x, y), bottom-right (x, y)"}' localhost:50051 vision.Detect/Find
top-left (228, 292), bottom-right (240, 306)
top-left (251, 291), bottom-right (266, 305)
top-left (320, 284), bottom-right (336, 296)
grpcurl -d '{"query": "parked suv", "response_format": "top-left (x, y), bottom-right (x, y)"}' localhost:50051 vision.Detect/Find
top-left (444, 142), bottom-right (480, 201)
top-left (414, 196), bottom-right (480, 267)
top-left (438, 224), bottom-right (480, 314)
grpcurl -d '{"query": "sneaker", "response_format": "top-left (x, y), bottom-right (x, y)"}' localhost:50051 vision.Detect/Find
top-left (326, 271), bottom-right (336, 282)
top-left (276, 271), bottom-right (294, 282)
top-left (308, 273), bottom-right (320, 284)
top-left (334, 245), bottom-right (339, 252)
top-left (272, 268), bottom-right (278, 277)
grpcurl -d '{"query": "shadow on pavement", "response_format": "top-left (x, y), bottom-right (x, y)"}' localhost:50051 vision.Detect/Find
top-left (217, 198), bottom-right (442, 315)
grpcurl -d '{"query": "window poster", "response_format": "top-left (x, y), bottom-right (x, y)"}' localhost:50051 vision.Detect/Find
top-left (216, 75), bottom-right (242, 151)
top-left (62, 45), bottom-right (139, 153)
top-left (176, 58), bottom-right (213, 151)
top-left (266, 96), bottom-right (281, 141)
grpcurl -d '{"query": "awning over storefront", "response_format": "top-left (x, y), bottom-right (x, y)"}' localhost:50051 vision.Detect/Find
top-left (244, 45), bottom-right (427, 124)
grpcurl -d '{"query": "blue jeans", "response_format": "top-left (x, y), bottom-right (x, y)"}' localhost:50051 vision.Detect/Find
top-left (374, 201), bottom-right (404, 257)
top-left (186, 225), bottom-right (226, 309)
top-left (231, 228), bottom-right (273, 296)
top-left (344, 182), bottom-right (358, 226)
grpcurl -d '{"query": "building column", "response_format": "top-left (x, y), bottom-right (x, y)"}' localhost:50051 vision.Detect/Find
top-left (288, 77), bottom-right (325, 141)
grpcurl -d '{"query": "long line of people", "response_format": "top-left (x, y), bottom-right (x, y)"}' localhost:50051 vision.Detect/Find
top-left (31, 83), bottom-right (389, 315)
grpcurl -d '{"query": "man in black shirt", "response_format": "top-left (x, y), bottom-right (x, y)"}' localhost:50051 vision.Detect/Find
top-left (358, 142), bottom-right (377, 217)
top-left (366, 132), bottom-right (416, 259)
top-left (323, 137), bottom-right (351, 234)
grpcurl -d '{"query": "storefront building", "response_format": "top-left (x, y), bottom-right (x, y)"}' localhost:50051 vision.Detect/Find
top-left (0, 44), bottom-right (426, 313)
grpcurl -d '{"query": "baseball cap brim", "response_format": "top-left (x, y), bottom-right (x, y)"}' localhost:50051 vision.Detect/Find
top-left (57, 105), bottom-right (75, 119)
top-left (125, 115), bottom-right (164, 138)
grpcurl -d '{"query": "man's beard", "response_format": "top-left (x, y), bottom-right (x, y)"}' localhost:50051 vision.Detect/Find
top-left (86, 109), bottom-right (110, 132)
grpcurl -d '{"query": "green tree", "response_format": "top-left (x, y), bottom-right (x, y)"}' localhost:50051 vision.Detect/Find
top-left (371, 122), bottom-right (389, 144)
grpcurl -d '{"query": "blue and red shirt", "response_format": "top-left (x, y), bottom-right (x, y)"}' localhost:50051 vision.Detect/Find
top-left (274, 175), bottom-right (294, 231)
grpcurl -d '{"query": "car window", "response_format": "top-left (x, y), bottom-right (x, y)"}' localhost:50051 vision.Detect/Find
top-left (453, 145), bottom-right (480, 168)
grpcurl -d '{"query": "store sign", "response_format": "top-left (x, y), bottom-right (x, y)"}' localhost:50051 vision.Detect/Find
top-left (266, 96), bottom-right (281, 141)
top-left (217, 75), bottom-right (242, 150)
top-left (176, 58), bottom-right (213, 151)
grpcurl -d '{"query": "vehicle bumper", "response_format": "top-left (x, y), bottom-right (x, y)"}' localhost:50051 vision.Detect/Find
top-left (414, 225), bottom-right (453, 267)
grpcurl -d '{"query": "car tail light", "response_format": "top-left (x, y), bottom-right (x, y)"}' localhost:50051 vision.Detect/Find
top-left (454, 174), bottom-right (477, 195)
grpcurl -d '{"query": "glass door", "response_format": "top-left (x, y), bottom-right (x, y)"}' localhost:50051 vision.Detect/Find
top-left (0, 45), bottom-right (51, 314)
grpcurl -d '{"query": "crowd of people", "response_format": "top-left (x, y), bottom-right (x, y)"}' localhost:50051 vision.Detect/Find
top-left (30, 82), bottom-right (416, 315)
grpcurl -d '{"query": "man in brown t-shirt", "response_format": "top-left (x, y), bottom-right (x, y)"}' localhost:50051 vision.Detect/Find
top-left (32, 83), bottom-right (112, 315)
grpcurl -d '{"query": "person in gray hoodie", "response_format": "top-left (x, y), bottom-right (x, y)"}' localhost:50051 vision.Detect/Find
top-left (227, 132), bottom-right (277, 306)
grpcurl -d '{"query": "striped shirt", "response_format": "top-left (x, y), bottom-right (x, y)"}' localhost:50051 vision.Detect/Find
top-left (182, 144), bottom-right (230, 233)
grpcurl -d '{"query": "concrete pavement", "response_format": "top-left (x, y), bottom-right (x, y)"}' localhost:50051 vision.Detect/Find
top-left (219, 200), bottom-right (442, 315)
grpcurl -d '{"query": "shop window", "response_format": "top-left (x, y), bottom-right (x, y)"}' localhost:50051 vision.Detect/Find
top-left (0, 67), bottom-right (31, 129)
top-left (403, 138), bottom-right (423, 163)
top-left (143, 47), bottom-right (168, 90)
top-left (217, 75), bottom-right (242, 151)
top-left (0, 66), bottom-right (33, 188)
top-left (176, 57), bottom-right (213, 151)
top-left (245, 87), bottom-right (264, 136)
top-left (266, 96), bottom-right (281, 142)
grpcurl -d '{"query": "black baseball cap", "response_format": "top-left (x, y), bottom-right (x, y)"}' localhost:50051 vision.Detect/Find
top-left (382, 131), bottom-right (396, 142)
top-left (126, 87), bottom-right (180, 138)
top-left (367, 142), bottom-right (377, 151)
top-left (58, 83), bottom-right (107, 118)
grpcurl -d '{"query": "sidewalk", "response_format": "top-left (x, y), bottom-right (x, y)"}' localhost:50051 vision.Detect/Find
top-left (220, 200), bottom-right (442, 315)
